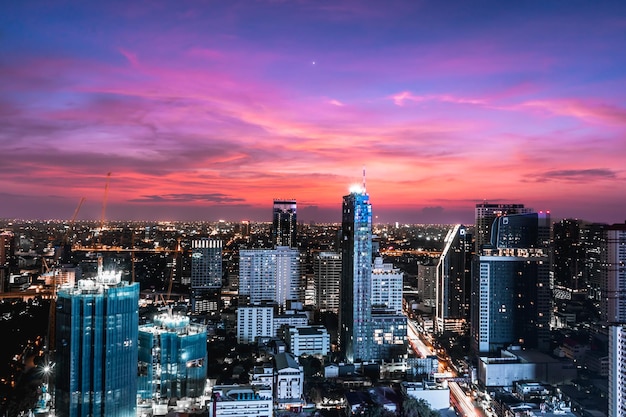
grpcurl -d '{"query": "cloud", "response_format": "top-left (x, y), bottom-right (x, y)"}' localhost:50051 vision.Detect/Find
top-left (390, 91), bottom-right (485, 107)
top-left (129, 193), bottom-right (246, 203)
top-left (519, 100), bottom-right (626, 125)
top-left (532, 168), bottom-right (618, 182)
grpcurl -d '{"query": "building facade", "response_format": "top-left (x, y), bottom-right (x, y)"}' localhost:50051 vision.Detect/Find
top-left (273, 199), bottom-right (297, 248)
top-left (191, 238), bottom-right (222, 314)
top-left (237, 305), bottom-right (274, 344)
top-left (436, 225), bottom-right (472, 334)
top-left (55, 272), bottom-right (139, 417)
top-left (340, 186), bottom-right (373, 363)
top-left (371, 257), bottom-right (403, 314)
top-left (137, 313), bottom-right (207, 400)
top-left (239, 247), bottom-right (301, 310)
top-left (313, 251), bottom-right (341, 313)
top-left (474, 203), bottom-right (532, 251)
top-left (274, 353), bottom-right (304, 411)
top-left (284, 325), bottom-right (330, 356)
top-left (472, 212), bottom-right (552, 354)
top-left (210, 385), bottom-right (273, 417)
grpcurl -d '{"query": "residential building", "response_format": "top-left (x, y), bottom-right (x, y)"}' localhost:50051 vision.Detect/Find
top-left (237, 305), bottom-right (274, 344)
top-left (273, 199), bottom-right (297, 248)
top-left (283, 325), bottom-right (330, 356)
top-left (191, 238), bottom-right (222, 314)
top-left (313, 251), bottom-right (341, 313)
top-left (371, 257), bottom-right (403, 314)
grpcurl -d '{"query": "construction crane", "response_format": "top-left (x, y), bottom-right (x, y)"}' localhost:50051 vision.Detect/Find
top-left (99, 172), bottom-right (111, 245)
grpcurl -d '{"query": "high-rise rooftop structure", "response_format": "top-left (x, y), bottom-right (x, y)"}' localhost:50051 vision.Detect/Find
top-left (313, 251), bottom-right (341, 313)
top-left (273, 199), bottom-right (297, 248)
top-left (471, 212), bottom-right (551, 354)
top-left (340, 185), bottom-right (373, 362)
top-left (475, 202), bottom-right (532, 252)
top-left (138, 313), bottom-right (207, 400)
top-left (54, 268), bottom-right (139, 417)
top-left (436, 224), bottom-right (472, 335)
top-left (239, 247), bottom-right (301, 310)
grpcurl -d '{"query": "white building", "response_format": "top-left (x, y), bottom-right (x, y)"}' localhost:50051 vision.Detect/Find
top-left (274, 352), bottom-right (304, 411)
top-left (284, 325), bottom-right (330, 357)
top-left (209, 384), bottom-right (273, 417)
top-left (609, 325), bottom-right (626, 417)
top-left (237, 305), bottom-right (274, 344)
top-left (274, 311), bottom-right (308, 336)
top-left (239, 247), bottom-right (301, 310)
top-left (371, 257), bottom-right (403, 314)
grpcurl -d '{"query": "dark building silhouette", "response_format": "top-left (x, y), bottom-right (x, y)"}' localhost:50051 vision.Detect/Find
top-left (273, 199), bottom-right (297, 248)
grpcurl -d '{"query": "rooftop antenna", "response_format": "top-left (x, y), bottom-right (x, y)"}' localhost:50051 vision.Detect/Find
top-left (362, 166), bottom-right (366, 193)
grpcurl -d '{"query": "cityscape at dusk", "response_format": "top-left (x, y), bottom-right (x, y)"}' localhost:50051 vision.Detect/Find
top-left (2, 1), bottom-right (626, 224)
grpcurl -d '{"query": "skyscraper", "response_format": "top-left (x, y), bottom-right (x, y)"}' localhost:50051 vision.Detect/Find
top-left (436, 224), bottom-right (472, 335)
top-left (55, 270), bottom-right (139, 417)
top-left (273, 199), bottom-right (297, 248)
top-left (609, 325), bottom-right (626, 417)
top-left (605, 224), bottom-right (626, 323)
top-left (474, 202), bottom-right (532, 251)
top-left (340, 186), bottom-right (373, 362)
top-left (471, 212), bottom-right (551, 354)
top-left (138, 314), bottom-right (207, 400)
top-left (313, 251), bottom-right (341, 313)
top-left (191, 238), bottom-right (222, 314)
top-left (553, 219), bottom-right (585, 291)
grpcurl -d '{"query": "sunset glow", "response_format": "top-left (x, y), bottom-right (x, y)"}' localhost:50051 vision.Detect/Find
top-left (1, 1), bottom-right (625, 223)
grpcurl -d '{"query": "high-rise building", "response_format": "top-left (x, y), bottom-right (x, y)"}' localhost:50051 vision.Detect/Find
top-left (609, 325), bottom-right (626, 417)
top-left (0, 231), bottom-right (14, 292)
top-left (138, 314), bottom-right (207, 400)
top-left (55, 270), bottom-right (139, 417)
top-left (471, 212), bottom-right (552, 354)
top-left (436, 224), bottom-right (472, 335)
top-left (475, 202), bottom-right (532, 251)
top-left (605, 224), bottom-right (626, 323)
top-left (340, 186), bottom-right (373, 363)
top-left (191, 238), bottom-right (223, 290)
top-left (273, 199), bottom-right (297, 248)
top-left (313, 251), bottom-right (341, 313)
top-left (239, 247), bottom-right (301, 310)
top-left (371, 257), bottom-right (403, 314)
top-left (191, 238), bottom-right (223, 314)
top-left (417, 261), bottom-right (437, 308)
top-left (552, 219), bottom-right (585, 291)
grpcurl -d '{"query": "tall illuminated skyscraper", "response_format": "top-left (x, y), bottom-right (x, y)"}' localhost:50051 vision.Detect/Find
top-left (340, 185), bottom-right (373, 362)
top-left (55, 269), bottom-right (139, 417)
top-left (273, 199), bottom-right (297, 248)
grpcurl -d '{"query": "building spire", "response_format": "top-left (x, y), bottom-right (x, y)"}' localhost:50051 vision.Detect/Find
top-left (362, 166), bottom-right (366, 193)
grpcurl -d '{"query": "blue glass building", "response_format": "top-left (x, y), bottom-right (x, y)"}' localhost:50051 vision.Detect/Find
top-left (55, 273), bottom-right (139, 417)
top-left (137, 314), bottom-right (207, 400)
top-left (340, 186), bottom-right (373, 362)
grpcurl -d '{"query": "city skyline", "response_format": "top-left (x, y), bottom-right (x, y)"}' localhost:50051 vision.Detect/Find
top-left (2, 1), bottom-right (625, 224)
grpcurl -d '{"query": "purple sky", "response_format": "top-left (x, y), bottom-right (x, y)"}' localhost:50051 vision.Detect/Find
top-left (1, 1), bottom-right (625, 224)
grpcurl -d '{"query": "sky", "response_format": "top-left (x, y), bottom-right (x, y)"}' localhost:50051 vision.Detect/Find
top-left (1, 1), bottom-right (625, 224)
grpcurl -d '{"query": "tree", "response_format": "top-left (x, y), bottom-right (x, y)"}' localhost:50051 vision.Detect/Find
top-left (402, 396), bottom-right (439, 417)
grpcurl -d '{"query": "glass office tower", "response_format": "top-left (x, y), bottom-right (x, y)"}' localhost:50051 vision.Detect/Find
top-left (340, 186), bottom-right (373, 363)
top-left (55, 272), bottom-right (139, 417)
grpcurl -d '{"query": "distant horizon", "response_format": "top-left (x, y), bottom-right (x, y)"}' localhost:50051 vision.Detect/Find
top-left (2, 1), bottom-right (625, 224)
